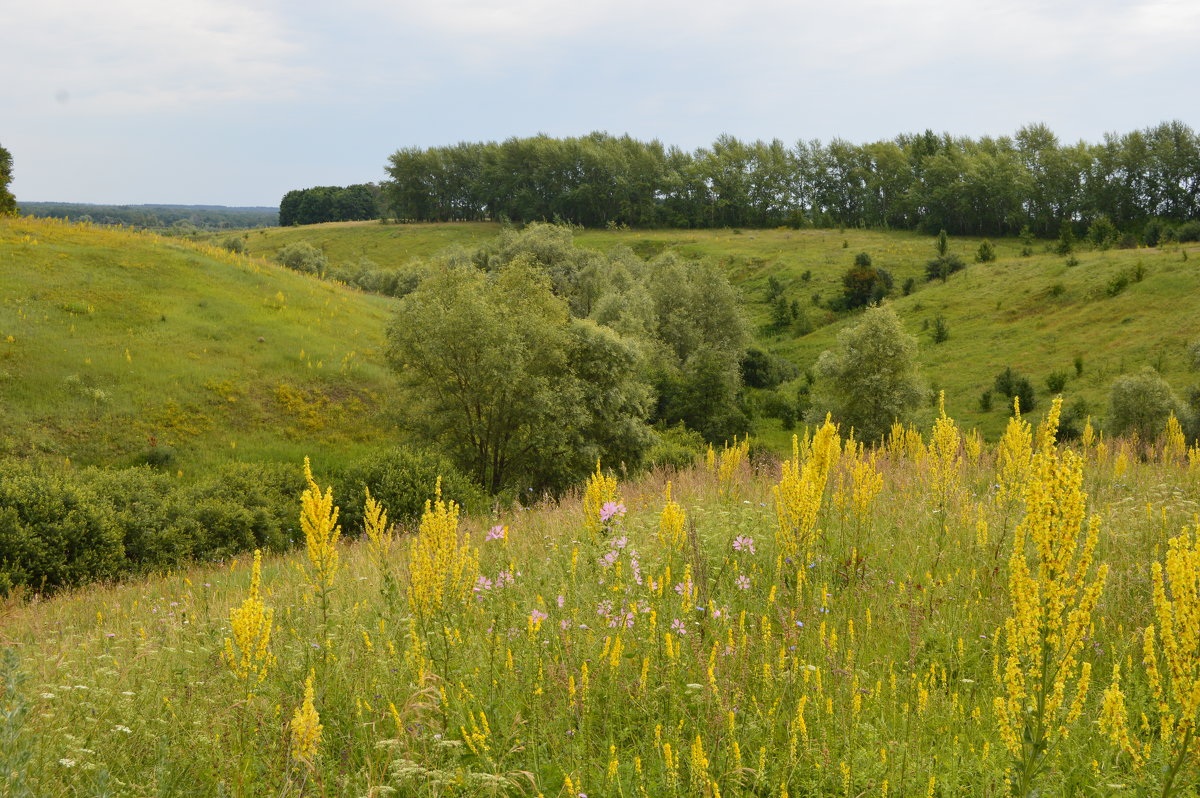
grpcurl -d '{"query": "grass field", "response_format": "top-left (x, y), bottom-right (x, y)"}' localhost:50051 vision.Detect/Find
top-left (3, 408), bottom-right (1198, 796)
top-left (0, 217), bottom-right (402, 472)
top-left (202, 220), bottom-right (1200, 447)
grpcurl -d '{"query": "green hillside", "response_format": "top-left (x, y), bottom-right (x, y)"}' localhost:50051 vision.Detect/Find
top-left (0, 217), bottom-right (401, 471)
top-left (206, 221), bottom-right (1200, 445)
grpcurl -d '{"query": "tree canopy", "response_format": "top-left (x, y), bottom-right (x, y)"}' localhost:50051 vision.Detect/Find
top-left (279, 184), bottom-right (380, 226)
top-left (383, 224), bottom-right (750, 493)
top-left (382, 123), bottom-right (1200, 237)
top-left (810, 303), bottom-right (924, 442)
top-left (0, 143), bottom-right (16, 215)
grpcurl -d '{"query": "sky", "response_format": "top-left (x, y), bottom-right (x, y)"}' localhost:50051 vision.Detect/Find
top-left (3, 0), bottom-right (1199, 207)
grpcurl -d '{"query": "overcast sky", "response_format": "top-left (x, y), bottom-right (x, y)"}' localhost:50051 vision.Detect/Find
top-left (3, 0), bottom-right (1198, 206)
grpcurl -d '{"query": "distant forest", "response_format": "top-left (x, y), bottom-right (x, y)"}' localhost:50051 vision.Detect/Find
top-left (278, 184), bottom-right (382, 226)
top-left (383, 122), bottom-right (1200, 236)
top-left (18, 202), bottom-right (278, 230)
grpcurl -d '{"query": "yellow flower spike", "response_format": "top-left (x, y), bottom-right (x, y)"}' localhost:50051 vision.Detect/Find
top-left (290, 669), bottom-right (322, 764)
top-left (301, 457), bottom-right (340, 622)
top-left (407, 477), bottom-right (479, 619)
top-left (659, 482), bottom-right (686, 549)
top-left (582, 460), bottom-right (620, 540)
top-left (774, 417), bottom-right (839, 562)
top-left (994, 398), bottom-right (1108, 796)
top-left (222, 549), bottom-right (275, 684)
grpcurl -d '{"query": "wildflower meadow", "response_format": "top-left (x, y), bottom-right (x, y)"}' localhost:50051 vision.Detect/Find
top-left (3, 399), bottom-right (1200, 797)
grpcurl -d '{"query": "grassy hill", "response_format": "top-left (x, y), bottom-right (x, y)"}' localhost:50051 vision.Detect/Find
top-left (206, 221), bottom-right (1200, 446)
top-left (0, 216), bottom-right (401, 471)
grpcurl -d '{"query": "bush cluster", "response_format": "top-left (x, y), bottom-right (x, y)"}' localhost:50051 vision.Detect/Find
top-left (0, 448), bottom-right (482, 597)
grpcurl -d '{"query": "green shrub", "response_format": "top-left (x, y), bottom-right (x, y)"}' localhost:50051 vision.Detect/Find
top-left (0, 462), bottom-right (124, 594)
top-left (1045, 370), bottom-right (1069, 394)
top-left (643, 424), bottom-right (706, 472)
top-left (1176, 220), bottom-right (1200, 242)
top-left (975, 240), bottom-right (996, 263)
top-left (1108, 367), bottom-right (1185, 441)
top-left (336, 446), bottom-right (487, 534)
top-left (994, 367), bottom-right (1036, 411)
top-left (274, 242), bottom-right (328, 276)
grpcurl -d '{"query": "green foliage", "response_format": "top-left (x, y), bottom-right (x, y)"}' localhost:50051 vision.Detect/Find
top-left (854, 251), bottom-right (873, 268)
top-left (273, 241), bottom-right (328, 276)
top-left (221, 235), bottom-right (246, 254)
top-left (1107, 367), bottom-right (1184, 440)
top-left (979, 389), bottom-right (993, 412)
top-left (809, 303), bottom-right (924, 442)
top-left (279, 184), bottom-right (379, 226)
top-left (994, 367), bottom-right (1036, 411)
top-left (1144, 219), bottom-right (1166, 247)
top-left (0, 143), bottom-right (15, 216)
top-left (930, 315), bottom-right (950, 344)
top-left (0, 462), bottom-right (124, 594)
top-left (335, 446), bottom-right (486, 532)
top-left (841, 264), bottom-right (893, 309)
top-left (1188, 338), bottom-right (1200, 371)
top-left (1055, 220), bottom-right (1076, 256)
top-left (740, 347), bottom-right (799, 390)
top-left (642, 423), bottom-right (706, 471)
top-left (925, 253), bottom-right (965, 282)
top-left (1176, 220), bottom-right (1200, 242)
top-left (385, 257), bottom-right (653, 494)
top-left (1045, 370), bottom-right (1069, 393)
top-left (975, 239), bottom-right (996, 263)
top-left (1019, 226), bottom-right (1035, 256)
top-left (1087, 216), bottom-right (1119, 250)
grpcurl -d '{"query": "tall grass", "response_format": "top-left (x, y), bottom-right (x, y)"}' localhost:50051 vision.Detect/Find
top-left (3, 405), bottom-right (1198, 796)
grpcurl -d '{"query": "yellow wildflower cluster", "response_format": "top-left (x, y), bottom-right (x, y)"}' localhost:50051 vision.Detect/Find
top-left (582, 460), bottom-right (620, 539)
top-left (363, 486), bottom-right (393, 571)
top-left (301, 457), bottom-right (341, 596)
top-left (994, 399), bottom-right (1108, 792)
top-left (844, 445), bottom-right (883, 527)
top-left (222, 549), bottom-right (275, 684)
top-left (716, 436), bottom-right (750, 497)
top-left (994, 398), bottom-right (1033, 510)
top-left (1161, 413), bottom-right (1187, 464)
top-left (774, 417), bottom-right (840, 561)
top-left (928, 392), bottom-right (962, 510)
top-left (290, 669), bottom-right (322, 764)
top-left (658, 482), bottom-right (687, 549)
top-left (407, 478), bottom-right (479, 619)
top-left (885, 420), bottom-right (925, 461)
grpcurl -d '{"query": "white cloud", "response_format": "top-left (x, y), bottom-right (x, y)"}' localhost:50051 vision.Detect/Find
top-left (2, 0), bottom-right (316, 114)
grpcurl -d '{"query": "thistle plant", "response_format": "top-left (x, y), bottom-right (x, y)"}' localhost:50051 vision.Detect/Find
top-left (1103, 521), bottom-right (1200, 796)
top-left (300, 457), bottom-right (340, 629)
top-left (221, 549), bottom-right (275, 687)
top-left (774, 416), bottom-right (840, 563)
top-left (993, 398), bottom-right (1108, 797)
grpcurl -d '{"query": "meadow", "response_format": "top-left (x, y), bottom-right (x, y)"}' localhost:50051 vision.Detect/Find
top-left (3, 401), bottom-right (1199, 797)
top-left (203, 220), bottom-right (1200, 446)
top-left (0, 216), bottom-right (399, 471)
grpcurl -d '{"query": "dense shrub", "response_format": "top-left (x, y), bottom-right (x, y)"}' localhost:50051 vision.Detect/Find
top-left (1176, 220), bottom-right (1200, 242)
top-left (642, 423), bottom-right (706, 472)
top-left (740, 348), bottom-right (800, 390)
top-left (274, 242), bottom-right (328, 276)
top-left (1107, 367), bottom-right (1185, 441)
top-left (335, 446), bottom-right (487, 534)
top-left (0, 462), bottom-right (124, 594)
top-left (994, 367), bottom-right (1036, 412)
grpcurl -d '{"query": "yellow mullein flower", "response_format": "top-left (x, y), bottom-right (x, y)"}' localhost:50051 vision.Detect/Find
top-left (993, 398), bottom-right (1108, 797)
top-left (301, 457), bottom-right (340, 607)
top-left (222, 549), bottom-right (275, 684)
top-left (659, 482), bottom-right (686, 550)
top-left (774, 416), bottom-right (840, 562)
top-left (407, 478), bottom-right (479, 619)
top-left (290, 669), bottom-right (322, 764)
top-left (582, 460), bottom-right (620, 539)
